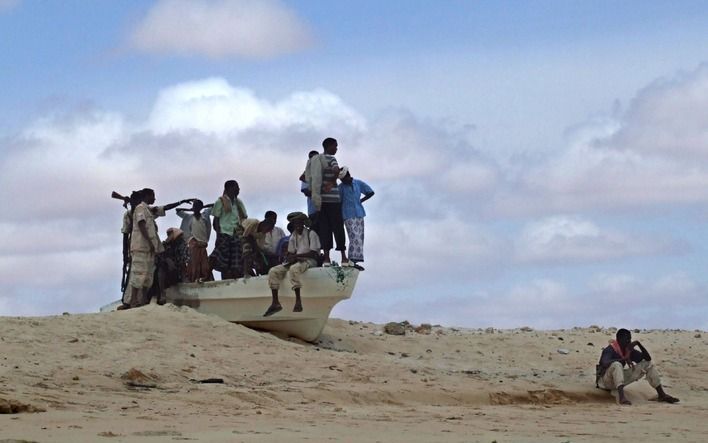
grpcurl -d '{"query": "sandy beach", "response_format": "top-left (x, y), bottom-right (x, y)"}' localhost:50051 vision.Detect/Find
top-left (1, 305), bottom-right (707, 442)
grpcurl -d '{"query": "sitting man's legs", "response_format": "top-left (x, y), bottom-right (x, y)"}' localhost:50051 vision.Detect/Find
top-left (288, 261), bottom-right (312, 312)
top-left (264, 264), bottom-right (288, 316)
top-left (601, 360), bottom-right (678, 405)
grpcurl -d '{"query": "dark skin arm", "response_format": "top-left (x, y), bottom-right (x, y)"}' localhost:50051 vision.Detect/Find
top-left (285, 250), bottom-right (319, 264)
top-left (631, 340), bottom-right (652, 361)
top-left (360, 191), bottom-right (374, 203)
top-left (213, 217), bottom-right (221, 234)
top-left (159, 199), bottom-right (194, 212)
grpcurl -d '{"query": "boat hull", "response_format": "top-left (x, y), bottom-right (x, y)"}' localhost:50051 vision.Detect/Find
top-left (165, 266), bottom-right (359, 341)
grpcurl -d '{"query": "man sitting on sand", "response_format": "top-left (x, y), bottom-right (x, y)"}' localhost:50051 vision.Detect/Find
top-left (263, 212), bottom-right (320, 317)
top-left (596, 328), bottom-right (679, 405)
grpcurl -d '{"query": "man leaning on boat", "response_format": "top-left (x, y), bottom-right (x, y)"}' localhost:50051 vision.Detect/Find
top-left (264, 212), bottom-right (321, 317)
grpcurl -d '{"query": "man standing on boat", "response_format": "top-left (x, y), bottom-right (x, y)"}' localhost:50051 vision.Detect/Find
top-left (128, 189), bottom-right (189, 307)
top-left (338, 167), bottom-right (374, 268)
top-left (305, 138), bottom-right (348, 266)
top-left (210, 180), bottom-right (248, 280)
top-left (263, 212), bottom-right (320, 317)
top-left (300, 150), bottom-right (319, 221)
top-left (178, 199), bottom-right (214, 282)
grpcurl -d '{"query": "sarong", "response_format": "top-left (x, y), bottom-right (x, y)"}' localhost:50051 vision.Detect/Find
top-left (242, 236), bottom-right (268, 276)
top-left (187, 238), bottom-right (214, 282)
top-left (209, 232), bottom-right (242, 276)
top-left (344, 217), bottom-right (365, 262)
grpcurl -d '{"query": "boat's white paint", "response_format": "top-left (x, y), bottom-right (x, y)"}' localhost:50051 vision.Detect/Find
top-left (100, 266), bottom-right (360, 342)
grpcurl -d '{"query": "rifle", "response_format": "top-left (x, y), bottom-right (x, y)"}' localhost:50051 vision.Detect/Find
top-left (121, 255), bottom-right (131, 294)
top-left (111, 191), bottom-right (129, 208)
top-left (114, 191), bottom-right (131, 292)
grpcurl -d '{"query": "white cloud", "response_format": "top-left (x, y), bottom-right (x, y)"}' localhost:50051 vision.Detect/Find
top-left (605, 65), bottom-right (708, 159)
top-left (515, 215), bottom-right (679, 263)
top-left (495, 64), bottom-right (708, 215)
top-left (128, 0), bottom-right (313, 59)
top-left (147, 77), bottom-right (366, 135)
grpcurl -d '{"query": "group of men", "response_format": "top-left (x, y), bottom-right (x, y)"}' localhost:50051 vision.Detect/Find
top-left (116, 137), bottom-right (375, 317)
top-left (112, 143), bottom-right (685, 405)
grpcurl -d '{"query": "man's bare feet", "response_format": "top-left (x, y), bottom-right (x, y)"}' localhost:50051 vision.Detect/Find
top-left (263, 303), bottom-right (282, 317)
top-left (293, 302), bottom-right (303, 312)
top-left (619, 398), bottom-right (632, 405)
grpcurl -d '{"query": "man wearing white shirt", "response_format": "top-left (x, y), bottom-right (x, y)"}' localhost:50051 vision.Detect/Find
top-left (262, 210), bottom-right (286, 268)
top-left (177, 200), bottom-right (215, 282)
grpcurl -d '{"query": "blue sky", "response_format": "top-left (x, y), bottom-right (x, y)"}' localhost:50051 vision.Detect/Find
top-left (2, 0), bottom-right (708, 329)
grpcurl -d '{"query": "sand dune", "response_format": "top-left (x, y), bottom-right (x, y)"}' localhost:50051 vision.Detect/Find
top-left (1, 305), bottom-right (707, 442)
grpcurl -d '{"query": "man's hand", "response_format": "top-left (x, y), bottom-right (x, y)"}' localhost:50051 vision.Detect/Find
top-left (631, 340), bottom-right (641, 348)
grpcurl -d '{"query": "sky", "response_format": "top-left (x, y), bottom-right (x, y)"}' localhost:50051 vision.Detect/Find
top-left (2, 0), bottom-right (708, 330)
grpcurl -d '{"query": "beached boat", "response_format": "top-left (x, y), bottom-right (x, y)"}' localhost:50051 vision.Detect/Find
top-left (101, 266), bottom-right (360, 342)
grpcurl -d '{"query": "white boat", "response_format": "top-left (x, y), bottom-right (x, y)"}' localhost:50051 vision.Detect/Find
top-left (101, 266), bottom-right (360, 342)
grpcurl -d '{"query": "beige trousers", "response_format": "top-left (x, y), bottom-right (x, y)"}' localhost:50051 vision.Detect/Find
top-left (129, 251), bottom-right (156, 289)
top-left (599, 360), bottom-right (662, 390)
top-left (268, 261), bottom-right (312, 290)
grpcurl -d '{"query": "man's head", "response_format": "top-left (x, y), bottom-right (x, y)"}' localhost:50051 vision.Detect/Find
top-left (322, 137), bottom-right (338, 155)
top-left (616, 328), bottom-right (632, 350)
top-left (166, 228), bottom-right (183, 243)
top-left (286, 212), bottom-right (309, 235)
top-left (141, 188), bottom-right (155, 205)
top-left (224, 180), bottom-right (240, 198)
top-left (292, 219), bottom-right (305, 234)
top-left (257, 219), bottom-right (275, 234)
top-left (308, 150), bottom-right (318, 159)
top-left (129, 190), bottom-right (144, 209)
top-left (192, 199), bottom-right (204, 213)
top-left (339, 166), bottom-right (352, 184)
top-left (264, 211), bottom-right (277, 224)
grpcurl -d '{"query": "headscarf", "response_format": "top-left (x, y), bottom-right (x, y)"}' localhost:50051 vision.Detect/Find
top-left (166, 228), bottom-right (184, 243)
top-left (219, 193), bottom-right (233, 213)
top-left (610, 339), bottom-right (632, 361)
top-left (241, 218), bottom-right (260, 238)
top-left (287, 211), bottom-right (310, 227)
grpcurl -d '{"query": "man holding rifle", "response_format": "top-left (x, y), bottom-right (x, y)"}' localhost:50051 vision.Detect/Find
top-left (113, 190), bottom-right (144, 309)
top-left (124, 188), bottom-right (192, 308)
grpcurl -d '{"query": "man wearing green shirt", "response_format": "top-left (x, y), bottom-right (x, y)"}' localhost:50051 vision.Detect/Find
top-left (209, 180), bottom-right (248, 279)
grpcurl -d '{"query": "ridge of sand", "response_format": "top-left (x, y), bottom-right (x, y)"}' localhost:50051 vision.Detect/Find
top-left (1, 305), bottom-right (707, 442)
